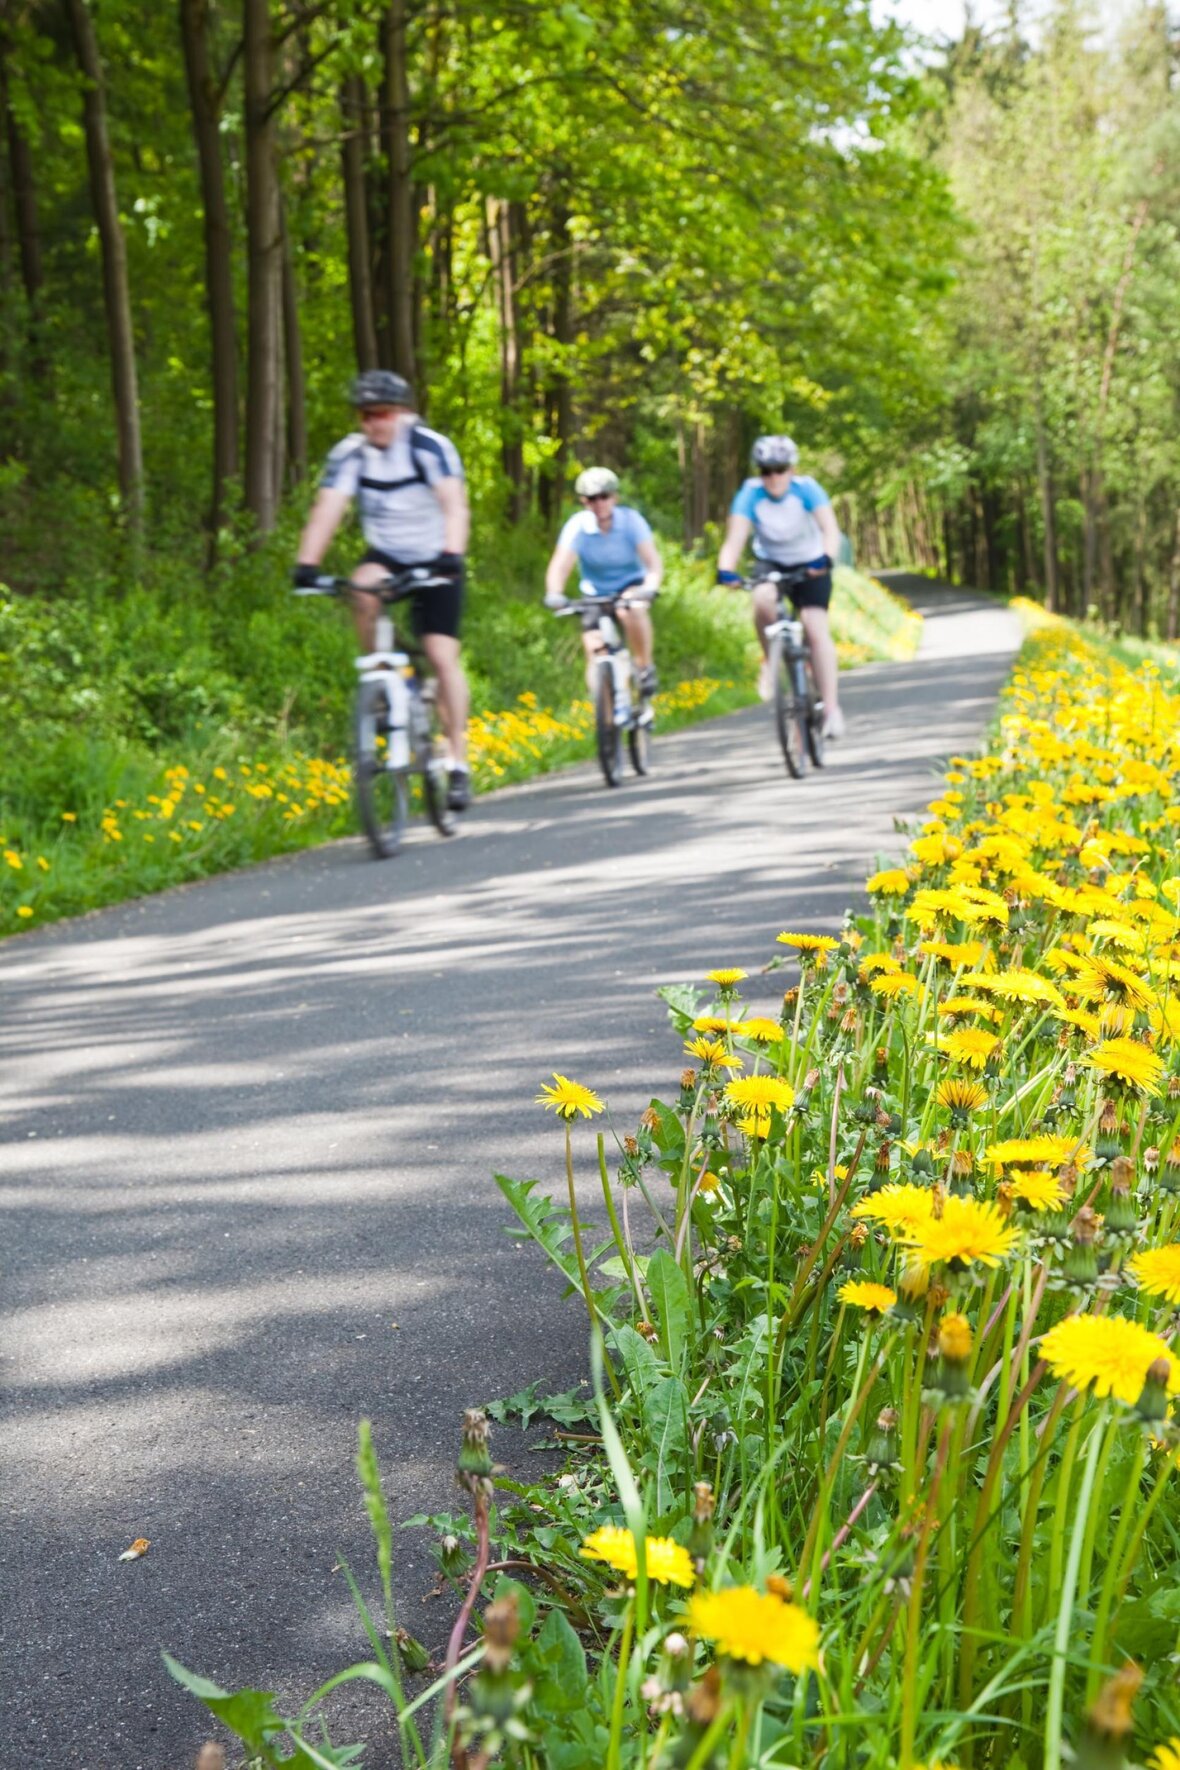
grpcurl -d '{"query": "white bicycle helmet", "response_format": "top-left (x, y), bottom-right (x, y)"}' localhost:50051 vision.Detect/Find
top-left (574, 466), bottom-right (619, 498)
top-left (751, 435), bottom-right (799, 471)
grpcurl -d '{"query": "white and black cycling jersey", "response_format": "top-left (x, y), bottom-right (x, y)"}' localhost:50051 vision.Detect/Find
top-left (320, 417), bottom-right (464, 564)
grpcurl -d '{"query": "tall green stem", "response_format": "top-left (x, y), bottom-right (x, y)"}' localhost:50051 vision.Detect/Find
top-left (1043, 1407), bottom-right (1110, 1770)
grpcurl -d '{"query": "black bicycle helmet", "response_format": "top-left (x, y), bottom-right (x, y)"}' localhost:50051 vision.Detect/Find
top-left (350, 369), bottom-right (414, 409)
top-left (751, 434), bottom-right (799, 471)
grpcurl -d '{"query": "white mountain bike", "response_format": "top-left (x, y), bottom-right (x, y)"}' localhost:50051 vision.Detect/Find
top-left (552, 581), bottom-right (657, 788)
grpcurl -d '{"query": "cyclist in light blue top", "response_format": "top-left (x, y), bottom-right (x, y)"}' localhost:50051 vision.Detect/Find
top-left (716, 434), bottom-right (844, 737)
top-left (544, 467), bottom-right (663, 693)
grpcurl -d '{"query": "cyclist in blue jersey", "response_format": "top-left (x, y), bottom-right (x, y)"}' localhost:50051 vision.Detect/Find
top-left (544, 468), bottom-right (663, 694)
top-left (716, 435), bottom-right (844, 738)
top-left (292, 369), bottom-right (473, 811)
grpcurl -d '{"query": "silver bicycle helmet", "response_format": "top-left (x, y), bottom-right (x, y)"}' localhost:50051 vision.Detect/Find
top-left (574, 466), bottom-right (619, 498)
top-left (751, 435), bottom-right (799, 471)
top-left (351, 369), bottom-right (414, 409)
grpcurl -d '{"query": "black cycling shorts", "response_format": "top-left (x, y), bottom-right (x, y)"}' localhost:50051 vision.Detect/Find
top-left (755, 560), bottom-right (832, 611)
top-left (360, 548), bottom-right (465, 640)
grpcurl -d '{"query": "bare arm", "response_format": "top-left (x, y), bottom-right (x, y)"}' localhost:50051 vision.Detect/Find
top-left (296, 487), bottom-right (352, 565)
top-left (545, 543), bottom-right (578, 603)
top-left (636, 535), bottom-right (663, 596)
top-left (816, 503), bottom-right (841, 562)
top-left (717, 514), bottom-right (752, 575)
top-left (435, 475), bottom-right (470, 554)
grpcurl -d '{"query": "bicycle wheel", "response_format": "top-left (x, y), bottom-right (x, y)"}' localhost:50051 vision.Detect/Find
top-left (804, 656), bottom-right (826, 769)
top-left (772, 635), bottom-right (805, 778)
top-left (596, 664), bottom-right (623, 787)
top-left (416, 694), bottom-right (457, 839)
top-left (628, 680), bottom-right (652, 776)
top-left (354, 678), bottom-right (409, 858)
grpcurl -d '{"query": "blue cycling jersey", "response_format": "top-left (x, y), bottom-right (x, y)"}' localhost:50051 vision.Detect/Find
top-left (730, 474), bottom-right (829, 567)
top-left (557, 505), bottom-right (653, 596)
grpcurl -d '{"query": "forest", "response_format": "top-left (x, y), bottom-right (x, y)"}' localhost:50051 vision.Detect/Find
top-left (1, 0), bottom-right (1178, 629)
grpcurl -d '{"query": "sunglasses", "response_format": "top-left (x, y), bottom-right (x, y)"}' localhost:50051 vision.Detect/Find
top-left (359, 406), bottom-right (397, 421)
top-left (584, 491), bottom-right (615, 503)
top-left (759, 465), bottom-right (791, 478)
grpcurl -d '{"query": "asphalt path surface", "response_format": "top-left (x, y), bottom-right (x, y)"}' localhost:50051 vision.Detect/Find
top-left (1, 578), bottom-right (1020, 1768)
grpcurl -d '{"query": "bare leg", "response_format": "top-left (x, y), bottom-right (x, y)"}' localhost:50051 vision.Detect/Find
top-left (350, 560), bottom-right (390, 651)
top-left (619, 605), bottom-right (653, 670)
top-left (581, 630), bottom-right (605, 697)
top-left (422, 631), bottom-right (469, 767)
top-left (751, 580), bottom-right (777, 700)
top-left (800, 605), bottom-right (839, 714)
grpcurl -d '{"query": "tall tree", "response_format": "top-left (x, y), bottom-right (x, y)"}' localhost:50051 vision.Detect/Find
top-left (243, 0), bottom-right (282, 531)
top-left (340, 72), bottom-right (378, 369)
top-left (179, 0), bottom-right (240, 535)
top-left (381, 0), bottom-right (413, 380)
top-left (64, 0), bottom-right (142, 529)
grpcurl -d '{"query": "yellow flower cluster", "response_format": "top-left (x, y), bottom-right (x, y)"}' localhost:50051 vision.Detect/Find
top-left (467, 678), bottom-right (731, 781)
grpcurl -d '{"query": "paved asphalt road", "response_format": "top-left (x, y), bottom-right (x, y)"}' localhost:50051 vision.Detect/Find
top-left (1, 578), bottom-right (1020, 1768)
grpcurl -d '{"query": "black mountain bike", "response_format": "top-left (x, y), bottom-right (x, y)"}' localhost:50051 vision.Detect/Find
top-left (743, 566), bottom-right (826, 778)
top-left (552, 583), bottom-right (657, 787)
top-left (295, 570), bottom-right (456, 857)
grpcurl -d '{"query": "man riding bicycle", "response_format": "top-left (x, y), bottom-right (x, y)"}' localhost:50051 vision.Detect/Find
top-left (543, 468), bottom-right (663, 695)
top-left (292, 370), bottom-right (473, 812)
top-left (716, 435), bottom-right (844, 739)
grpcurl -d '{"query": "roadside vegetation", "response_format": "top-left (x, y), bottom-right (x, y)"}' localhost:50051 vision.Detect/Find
top-left (171, 615), bottom-right (1180, 1767)
top-left (0, 559), bottom-right (917, 934)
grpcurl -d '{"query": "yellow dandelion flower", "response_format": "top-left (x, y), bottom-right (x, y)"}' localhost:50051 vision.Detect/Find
top-left (1004, 1169), bottom-right (1066, 1210)
top-left (1085, 1037), bottom-right (1165, 1095)
top-left (851, 1183), bottom-right (936, 1238)
top-left (16, 905), bottom-right (34, 919)
top-left (958, 969), bottom-right (1065, 1008)
top-left (866, 868), bottom-right (911, 896)
top-left (908, 1195), bottom-right (1020, 1271)
top-left (706, 968), bottom-right (747, 989)
top-left (869, 971), bottom-right (920, 1000)
top-left (859, 952), bottom-right (901, 979)
top-left (984, 1134), bottom-right (1087, 1168)
top-left (536, 1074), bottom-right (604, 1120)
top-left (60, 811), bottom-right (77, 822)
top-left (735, 1016), bottom-right (785, 1043)
top-left (692, 1015), bottom-right (740, 1036)
top-left (838, 1278), bottom-right (897, 1314)
top-left (1040, 1313), bottom-right (1180, 1405)
top-left (1148, 1741), bottom-right (1180, 1770)
top-left (920, 939), bottom-right (986, 968)
top-left (724, 1076), bottom-right (795, 1118)
top-left (941, 1027), bottom-right (1000, 1069)
top-left (1089, 955), bottom-right (1157, 1011)
top-left (938, 997), bottom-right (1003, 1024)
top-left (1128, 1245), bottom-right (1180, 1306)
top-left (4, 849), bottom-right (22, 870)
top-left (1055, 1007), bottom-right (1101, 1040)
top-left (686, 1585), bottom-right (819, 1672)
top-left (936, 1077), bottom-right (988, 1115)
top-left (684, 1037), bottom-right (743, 1071)
top-left (579, 1525), bottom-right (695, 1588)
top-left (776, 931), bottom-right (840, 954)
top-left (697, 1170), bottom-right (722, 1195)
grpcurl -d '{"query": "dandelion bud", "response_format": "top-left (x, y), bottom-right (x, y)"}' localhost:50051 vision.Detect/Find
top-left (866, 1407), bottom-right (901, 1477)
top-left (640, 1105), bottom-right (661, 1132)
top-left (782, 987), bottom-right (799, 1010)
top-left (927, 1280), bottom-right (950, 1311)
top-left (693, 1480), bottom-right (716, 1525)
top-left (931, 1312), bottom-right (973, 1400)
top-left (1073, 1204), bottom-right (1099, 1246)
top-left (911, 1147), bottom-right (934, 1179)
top-left (766, 1573), bottom-right (794, 1600)
top-left (875, 1139), bottom-right (891, 1175)
top-left (681, 1068), bottom-right (697, 1091)
top-left (685, 1664), bottom-right (723, 1726)
top-left (1143, 1145), bottom-right (1160, 1172)
top-left (1074, 1662), bottom-right (1142, 1770)
top-left (1099, 1098), bottom-right (1120, 1136)
top-left (457, 1408), bottom-right (493, 1496)
top-left (849, 1222), bottom-right (869, 1249)
top-left (637, 1319), bottom-right (659, 1341)
top-left (841, 1007), bottom-right (859, 1033)
top-left (875, 1045), bottom-right (889, 1071)
top-left (875, 1108), bottom-right (892, 1130)
top-left (624, 1134), bottom-right (640, 1157)
top-left (1169, 1074), bottom-right (1180, 1099)
top-left (482, 1594), bottom-right (520, 1674)
top-left (1133, 1358), bottom-right (1174, 1426)
top-left (897, 1256), bottom-right (929, 1303)
top-left (394, 1626), bottom-right (430, 1674)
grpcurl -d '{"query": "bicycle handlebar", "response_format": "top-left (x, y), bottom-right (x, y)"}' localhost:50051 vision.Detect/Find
top-left (550, 584), bottom-right (657, 616)
top-left (294, 567), bottom-right (452, 602)
top-left (736, 564), bottom-right (821, 591)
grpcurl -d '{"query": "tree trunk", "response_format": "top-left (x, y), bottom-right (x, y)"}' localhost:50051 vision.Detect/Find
top-left (540, 193), bottom-right (572, 527)
top-left (487, 196), bottom-right (524, 518)
top-left (1034, 405), bottom-right (1058, 611)
top-left (340, 75), bottom-right (378, 370)
top-left (688, 419), bottom-right (710, 543)
top-left (280, 191), bottom-right (305, 487)
top-left (2, 22), bottom-right (43, 358)
top-left (64, 0), bottom-right (142, 529)
top-left (1167, 508), bottom-right (1180, 642)
top-left (382, 0), bottom-right (414, 379)
top-left (243, 0), bottom-right (282, 532)
top-left (179, 0), bottom-right (239, 536)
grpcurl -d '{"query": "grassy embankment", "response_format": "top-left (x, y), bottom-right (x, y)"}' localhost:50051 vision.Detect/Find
top-left (0, 548), bottom-right (919, 934)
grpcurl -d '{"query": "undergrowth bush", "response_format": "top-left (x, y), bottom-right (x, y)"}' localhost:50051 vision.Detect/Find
top-left (173, 617), bottom-right (1180, 1768)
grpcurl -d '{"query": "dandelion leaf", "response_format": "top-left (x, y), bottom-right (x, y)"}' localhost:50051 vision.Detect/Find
top-left (532, 1606), bottom-right (589, 1711)
top-left (657, 982), bottom-right (701, 1034)
top-left (640, 1374), bottom-right (690, 1518)
top-left (646, 1248), bottom-right (691, 1368)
